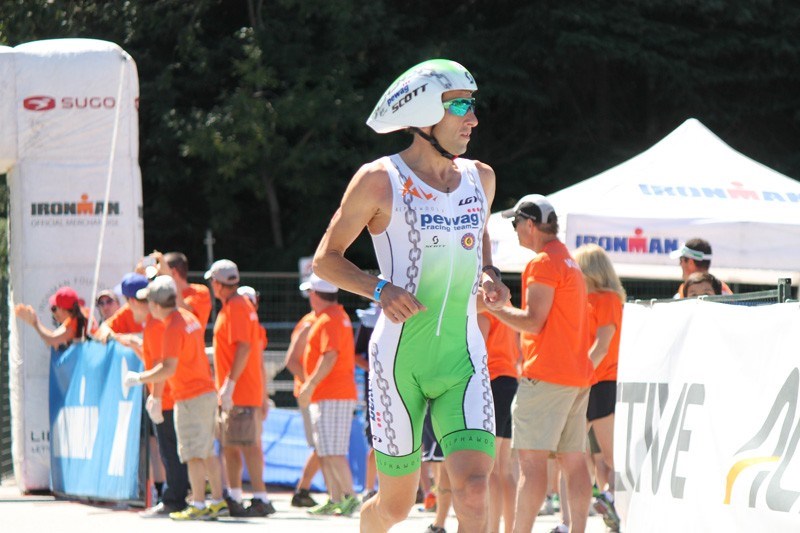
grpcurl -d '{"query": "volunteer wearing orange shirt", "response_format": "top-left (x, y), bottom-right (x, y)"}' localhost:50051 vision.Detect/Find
top-left (574, 243), bottom-right (625, 532)
top-left (284, 295), bottom-right (320, 509)
top-left (96, 273), bottom-right (148, 340)
top-left (14, 286), bottom-right (87, 348)
top-left (478, 308), bottom-right (520, 533)
top-left (116, 291), bottom-right (190, 518)
top-left (163, 252), bottom-right (212, 331)
top-left (123, 275), bottom-right (226, 521)
top-left (297, 274), bottom-right (359, 517)
top-left (489, 195), bottom-right (593, 533)
top-left (206, 260), bottom-right (275, 517)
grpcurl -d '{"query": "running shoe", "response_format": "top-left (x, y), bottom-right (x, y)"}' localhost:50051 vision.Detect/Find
top-left (247, 498), bottom-right (277, 517)
top-left (593, 493), bottom-right (621, 532)
top-left (538, 494), bottom-right (555, 516)
top-left (139, 502), bottom-right (179, 518)
top-left (206, 499), bottom-right (230, 520)
top-left (425, 524), bottom-right (446, 533)
top-left (548, 524), bottom-right (568, 533)
top-left (225, 496), bottom-right (248, 517)
top-left (423, 491), bottom-right (437, 512)
top-left (307, 499), bottom-right (339, 516)
top-left (291, 488), bottom-right (318, 508)
top-left (361, 489), bottom-right (378, 503)
top-left (334, 494), bottom-right (360, 517)
top-left (169, 505), bottom-right (211, 521)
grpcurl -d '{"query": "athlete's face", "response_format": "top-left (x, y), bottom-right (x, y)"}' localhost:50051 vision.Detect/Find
top-left (686, 281), bottom-right (715, 297)
top-left (433, 90), bottom-right (478, 156)
top-left (679, 256), bottom-right (698, 279)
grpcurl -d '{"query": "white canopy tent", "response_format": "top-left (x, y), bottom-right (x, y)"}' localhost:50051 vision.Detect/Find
top-left (488, 118), bottom-right (800, 285)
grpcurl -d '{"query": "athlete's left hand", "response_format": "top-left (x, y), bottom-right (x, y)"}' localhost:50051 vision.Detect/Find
top-left (481, 278), bottom-right (510, 310)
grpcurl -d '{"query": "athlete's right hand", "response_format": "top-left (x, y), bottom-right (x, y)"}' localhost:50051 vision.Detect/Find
top-left (378, 283), bottom-right (426, 324)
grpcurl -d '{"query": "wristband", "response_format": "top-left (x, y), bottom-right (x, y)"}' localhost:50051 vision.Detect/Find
top-left (373, 279), bottom-right (390, 301)
top-left (482, 265), bottom-right (502, 280)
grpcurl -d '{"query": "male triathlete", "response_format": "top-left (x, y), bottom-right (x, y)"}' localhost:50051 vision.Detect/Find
top-left (312, 59), bottom-right (509, 533)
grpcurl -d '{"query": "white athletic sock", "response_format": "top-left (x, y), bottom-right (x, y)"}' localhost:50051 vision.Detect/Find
top-left (192, 500), bottom-right (206, 510)
top-left (252, 492), bottom-right (269, 503)
top-left (228, 488), bottom-right (243, 502)
top-left (603, 490), bottom-right (614, 502)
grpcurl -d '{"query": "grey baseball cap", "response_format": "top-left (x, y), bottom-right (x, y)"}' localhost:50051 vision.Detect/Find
top-left (204, 259), bottom-right (240, 285)
top-left (136, 275), bottom-right (177, 306)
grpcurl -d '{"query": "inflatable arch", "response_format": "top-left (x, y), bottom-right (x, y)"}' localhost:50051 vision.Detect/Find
top-left (0, 39), bottom-right (143, 491)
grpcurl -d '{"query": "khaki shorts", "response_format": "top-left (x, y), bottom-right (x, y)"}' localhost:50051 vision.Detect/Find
top-left (511, 378), bottom-right (589, 453)
top-left (218, 406), bottom-right (262, 447)
top-left (174, 391), bottom-right (217, 463)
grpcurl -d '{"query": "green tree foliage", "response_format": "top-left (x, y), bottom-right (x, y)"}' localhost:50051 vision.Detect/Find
top-left (1, 1), bottom-right (799, 271)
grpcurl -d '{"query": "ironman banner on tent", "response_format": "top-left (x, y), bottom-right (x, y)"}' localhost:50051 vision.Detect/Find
top-left (0, 39), bottom-right (144, 491)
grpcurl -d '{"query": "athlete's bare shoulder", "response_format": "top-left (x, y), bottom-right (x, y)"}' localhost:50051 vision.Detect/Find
top-left (471, 159), bottom-right (496, 203)
top-left (339, 158), bottom-right (393, 233)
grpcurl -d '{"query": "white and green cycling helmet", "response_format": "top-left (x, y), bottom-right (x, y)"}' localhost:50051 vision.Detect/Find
top-left (366, 59), bottom-right (477, 135)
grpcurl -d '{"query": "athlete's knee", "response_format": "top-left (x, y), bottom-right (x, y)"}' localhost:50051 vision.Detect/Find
top-left (374, 491), bottom-right (415, 525)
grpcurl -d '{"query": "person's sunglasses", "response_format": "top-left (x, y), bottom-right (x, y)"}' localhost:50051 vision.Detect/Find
top-left (97, 298), bottom-right (114, 307)
top-left (442, 97), bottom-right (476, 117)
top-left (511, 214), bottom-right (533, 229)
top-left (50, 305), bottom-right (58, 313)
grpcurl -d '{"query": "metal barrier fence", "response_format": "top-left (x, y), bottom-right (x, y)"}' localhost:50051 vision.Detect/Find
top-left (631, 278), bottom-right (794, 307)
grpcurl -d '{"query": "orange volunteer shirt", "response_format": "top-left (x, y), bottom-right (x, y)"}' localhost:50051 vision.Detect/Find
top-left (183, 283), bottom-right (212, 331)
top-left (104, 303), bottom-right (144, 334)
top-left (213, 295), bottom-right (264, 407)
top-left (521, 239), bottom-right (593, 387)
top-left (161, 308), bottom-right (215, 402)
top-left (481, 311), bottom-right (519, 381)
top-left (142, 314), bottom-right (173, 410)
top-left (303, 304), bottom-right (356, 402)
top-left (588, 291), bottom-right (623, 384)
top-left (292, 311), bottom-right (317, 397)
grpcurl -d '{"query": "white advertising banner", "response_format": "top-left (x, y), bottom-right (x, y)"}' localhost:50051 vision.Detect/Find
top-left (615, 300), bottom-right (800, 532)
top-left (7, 39), bottom-right (143, 491)
top-left (0, 45), bottom-right (16, 171)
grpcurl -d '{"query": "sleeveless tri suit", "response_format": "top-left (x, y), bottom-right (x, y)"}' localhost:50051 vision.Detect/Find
top-left (368, 154), bottom-right (495, 476)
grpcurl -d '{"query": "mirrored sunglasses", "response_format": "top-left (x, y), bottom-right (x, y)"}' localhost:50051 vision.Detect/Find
top-left (442, 97), bottom-right (476, 117)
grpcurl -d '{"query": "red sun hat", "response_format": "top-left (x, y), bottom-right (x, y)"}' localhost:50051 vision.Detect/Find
top-left (49, 287), bottom-right (79, 310)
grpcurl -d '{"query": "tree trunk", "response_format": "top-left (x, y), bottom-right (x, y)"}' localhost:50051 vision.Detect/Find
top-left (261, 170), bottom-right (283, 248)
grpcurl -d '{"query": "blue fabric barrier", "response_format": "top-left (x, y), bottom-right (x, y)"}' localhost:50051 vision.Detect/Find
top-left (246, 407), bottom-right (369, 493)
top-left (49, 340), bottom-right (145, 501)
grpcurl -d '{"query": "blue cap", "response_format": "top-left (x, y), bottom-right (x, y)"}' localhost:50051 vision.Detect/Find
top-left (120, 272), bottom-right (149, 298)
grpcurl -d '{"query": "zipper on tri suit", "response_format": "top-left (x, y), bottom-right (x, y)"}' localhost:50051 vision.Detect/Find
top-left (436, 186), bottom-right (455, 337)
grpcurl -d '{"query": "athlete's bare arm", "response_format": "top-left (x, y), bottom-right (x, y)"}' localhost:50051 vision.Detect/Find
top-left (313, 162), bottom-right (426, 324)
top-left (475, 161), bottom-right (510, 309)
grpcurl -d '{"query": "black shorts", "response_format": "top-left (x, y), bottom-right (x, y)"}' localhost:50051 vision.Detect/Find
top-left (421, 409), bottom-right (443, 462)
top-left (491, 375), bottom-right (518, 439)
top-left (587, 380), bottom-right (617, 422)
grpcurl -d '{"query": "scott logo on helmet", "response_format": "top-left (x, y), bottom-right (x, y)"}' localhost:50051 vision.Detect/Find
top-left (391, 83), bottom-right (428, 113)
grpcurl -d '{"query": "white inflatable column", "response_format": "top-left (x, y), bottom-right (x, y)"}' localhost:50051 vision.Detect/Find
top-left (8, 38), bottom-right (143, 491)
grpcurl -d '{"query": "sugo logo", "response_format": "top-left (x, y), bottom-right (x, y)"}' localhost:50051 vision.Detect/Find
top-left (23, 95), bottom-right (56, 111)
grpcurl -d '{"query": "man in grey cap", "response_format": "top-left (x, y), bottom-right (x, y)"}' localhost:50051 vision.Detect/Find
top-left (487, 194), bottom-right (594, 533)
top-left (205, 259), bottom-right (274, 517)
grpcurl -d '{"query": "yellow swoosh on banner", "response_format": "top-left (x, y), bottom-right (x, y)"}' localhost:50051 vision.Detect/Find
top-left (723, 456), bottom-right (780, 504)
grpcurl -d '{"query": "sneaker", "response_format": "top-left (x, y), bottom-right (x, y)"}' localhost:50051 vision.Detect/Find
top-left (548, 524), bottom-right (568, 533)
top-left (247, 498), bottom-right (277, 517)
top-left (225, 497), bottom-right (249, 517)
top-left (308, 499), bottom-right (338, 516)
top-left (139, 502), bottom-right (177, 518)
top-left (334, 494), bottom-right (360, 517)
top-left (206, 500), bottom-right (230, 520)
top-left (593, 493), bottom-right (621, 532)
top-left (423, 491), bottom-right (437, 512)
top-left (538, 495), bottom-right (555, 516)
top-left (361, 489), bottom-right (377, 503)
top-left (169, 505), bottom-right (211, 521)
top-left (425, 525), bottom-right (446, 533)
top-left (292, 489), bottom-right (318, 508)
top-left (551, 493), bottom-right (561, 512)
